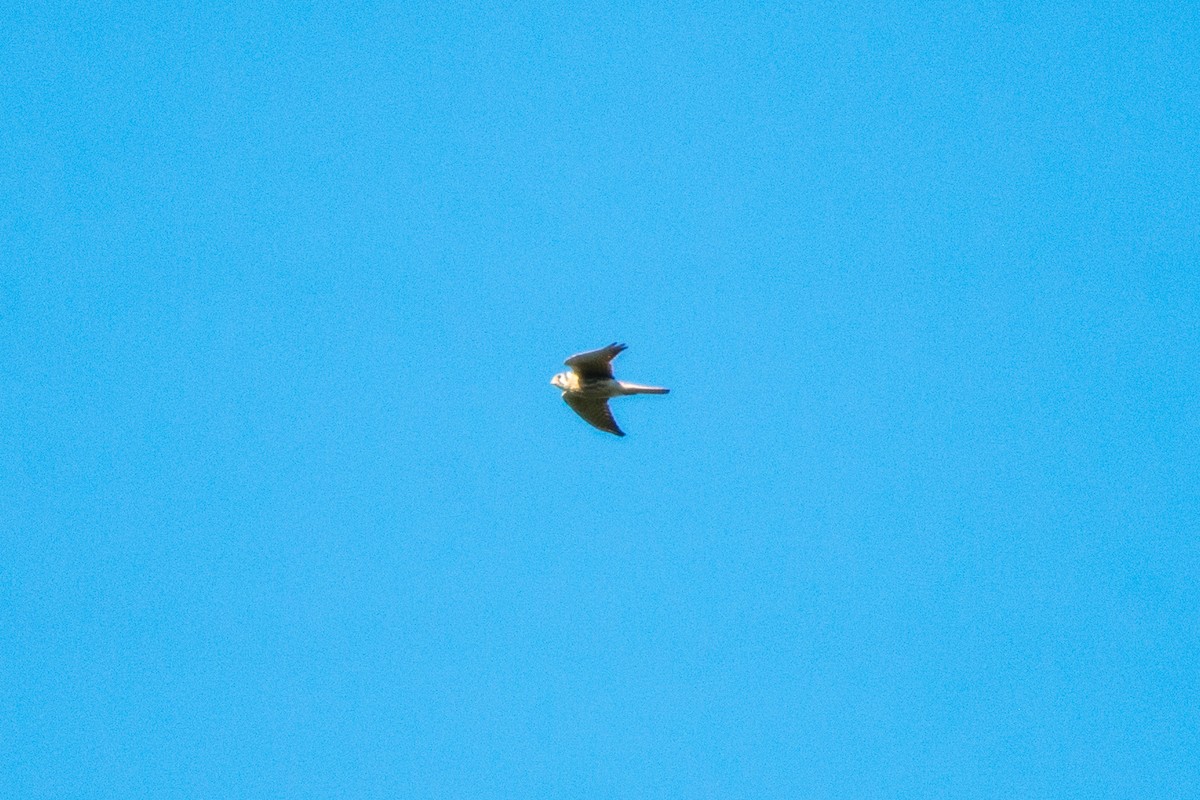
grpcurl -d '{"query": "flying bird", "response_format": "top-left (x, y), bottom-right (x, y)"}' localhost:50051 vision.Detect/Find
top-left (550, 343), bottom-right (669, 436)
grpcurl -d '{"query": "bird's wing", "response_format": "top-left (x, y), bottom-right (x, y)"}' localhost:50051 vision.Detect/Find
top-left (564, 342), bottom-right (626, 381)
top-left (563, 394), bottom-right (625, 436)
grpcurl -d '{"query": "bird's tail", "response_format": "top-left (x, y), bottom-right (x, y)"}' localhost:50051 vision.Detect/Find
top-left (618, 382), bottom-right (670, 395)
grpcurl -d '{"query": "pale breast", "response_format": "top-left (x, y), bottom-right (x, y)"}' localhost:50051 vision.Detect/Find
top-left (573, 377), bottom-right (623, 399)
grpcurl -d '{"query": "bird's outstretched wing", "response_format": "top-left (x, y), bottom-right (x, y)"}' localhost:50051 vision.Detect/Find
top-left (564, 342), bottom-right (626, 381)
top-left (563, 394), bottom-right (625, 436)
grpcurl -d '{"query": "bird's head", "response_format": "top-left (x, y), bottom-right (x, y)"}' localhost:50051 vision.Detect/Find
top-left (550, 372), bottom-right (569, 390)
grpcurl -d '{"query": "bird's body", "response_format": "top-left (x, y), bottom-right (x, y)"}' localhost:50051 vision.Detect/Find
top-left (550, 343), bottom-right (669, 436)
top-left (551, 372), bottom-right (666, 399)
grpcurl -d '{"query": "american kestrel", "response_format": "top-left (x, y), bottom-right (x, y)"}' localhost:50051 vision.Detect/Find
top-left (550, 343), bottom-right (669, 436)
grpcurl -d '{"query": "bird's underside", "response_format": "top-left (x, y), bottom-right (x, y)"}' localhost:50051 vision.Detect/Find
top-left (552, 343), bottom-right (669, 436)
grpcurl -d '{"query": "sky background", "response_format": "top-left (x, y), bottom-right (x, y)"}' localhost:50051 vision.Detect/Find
top-left (3, 2), bottom-right (1198, 797)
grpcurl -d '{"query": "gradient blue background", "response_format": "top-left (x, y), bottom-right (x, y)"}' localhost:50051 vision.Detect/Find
top-left (4, 2), bottom-right (1198, 797)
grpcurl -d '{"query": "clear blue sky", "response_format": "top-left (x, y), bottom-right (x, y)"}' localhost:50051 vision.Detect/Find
top-left (4, 2), bottom-right (1198, 797)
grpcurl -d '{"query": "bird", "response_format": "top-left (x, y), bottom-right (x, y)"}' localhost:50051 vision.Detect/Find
top-left (550, 343), bottom-right (669, 436)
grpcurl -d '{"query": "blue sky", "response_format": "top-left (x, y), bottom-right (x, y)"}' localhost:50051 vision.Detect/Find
top-left (3, 2), bottom-right (1198, 797)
